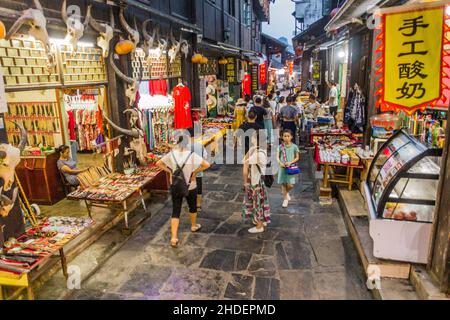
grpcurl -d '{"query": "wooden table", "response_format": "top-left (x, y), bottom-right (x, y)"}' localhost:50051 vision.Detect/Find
top-left (67, 170), bottom-right (161, 232)
top-left (320, 161), bottom-right (365, 191)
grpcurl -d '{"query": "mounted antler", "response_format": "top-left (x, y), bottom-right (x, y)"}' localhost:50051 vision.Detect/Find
top-left (168, 29), bottom-right (183, 63)
top-left (142, 19), bottom-right (158, 59)
top-left (119, 6), bottom-right (140, 51)
top-left (157, 29), bottom-right (168, 60)
top-left (6, 0), bottom-right (55, 73)
top-left (109, 53), bottom-right (141, 106)
top-left (90, 8), bottom-right (115, 58)
top-left (62, 0), bottom-right (92, 53)
top-left (103, 108), bottom-right (147, 164)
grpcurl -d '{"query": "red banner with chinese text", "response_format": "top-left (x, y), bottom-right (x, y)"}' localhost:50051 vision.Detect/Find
top-left (375, 4), bottom-right (450, 114)
top-left (259, 62), bottom-right (267, 85)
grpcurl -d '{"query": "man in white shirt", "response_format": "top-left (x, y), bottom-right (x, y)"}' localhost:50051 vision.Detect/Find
top-left (157, 133), bottom-right (210, 248)
top-left (327, 81), bottom-right (339, 118)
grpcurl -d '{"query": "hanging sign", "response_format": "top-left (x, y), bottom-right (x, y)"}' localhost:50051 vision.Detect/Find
top-left (226, 57), bottom-right (238, 83)
top-left (312, 60), bottom-right (321, 83)
top-left (376, 4), bottom-right (450, 114)
top-left (251, 64), bottom-right (259, 93)
top-left (259, 62), bottom-right (267, 85)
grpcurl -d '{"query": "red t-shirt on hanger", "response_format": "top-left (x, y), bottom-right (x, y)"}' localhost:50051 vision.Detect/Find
top-left (173, 85), bottom-right (193, 129)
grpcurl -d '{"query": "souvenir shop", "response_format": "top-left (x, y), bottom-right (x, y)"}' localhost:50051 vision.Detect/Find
top-left (0, 32), bottom-right (111, 204)
top-left (306, 2), bottom-right (450, 294)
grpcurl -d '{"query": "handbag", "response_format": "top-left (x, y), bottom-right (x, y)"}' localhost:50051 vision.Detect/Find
top-left (256, 164), bottom-right (274, 188)
top-left (281, 144), bottom-right (300, 175)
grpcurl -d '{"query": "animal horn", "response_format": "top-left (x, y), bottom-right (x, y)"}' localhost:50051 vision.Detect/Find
top-left (119, 7), bottom-right (136, 39)
top-left (109, 54), bottom-right (134, 85)
top-left (5, 16), bottom-right (31, 40)
top-left (110, 8), bottom-right (115, 29)
top-left (84, 5), bottom-right (92, 27)
top-left (142, 19), bottom-right (151, 41)
top-left (33, 0), bottom-right (43, 11)
top-left (61, 0), bottom-right (68, 23)
top-left (89, 15), bottom-right (107, 34)
top-left (13, 121), bottom-right (28, 152)
top-left (103, 113), bottom-right (139, 138)
top-left (170, 28), bottom-right (175, 45)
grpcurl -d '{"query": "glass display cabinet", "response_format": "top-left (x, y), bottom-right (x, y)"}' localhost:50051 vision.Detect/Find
top-left (363, 130), bottom-right (442, 263)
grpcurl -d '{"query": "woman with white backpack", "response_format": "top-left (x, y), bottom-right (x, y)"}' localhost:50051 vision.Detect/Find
top-left (156, 131), bottom-right (210, 248)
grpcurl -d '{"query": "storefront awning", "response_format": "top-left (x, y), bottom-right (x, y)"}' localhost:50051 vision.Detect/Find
top-left (196, 41), bottom-right (241, 57)
top-left (324, 0), bottom-right (387, 32)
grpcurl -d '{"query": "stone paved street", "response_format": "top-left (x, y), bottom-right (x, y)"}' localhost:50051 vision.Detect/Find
top-left (69, 150), bottom-right (372, 300)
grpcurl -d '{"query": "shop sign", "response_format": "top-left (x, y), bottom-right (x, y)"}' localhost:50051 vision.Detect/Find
top-left (312, 60), bottom-right (321, 83)
top-left (199, 76), bottom-right (207, 112)
top-left (251, 64), bottom-right (259, 93)
top-left (376, 5), bottom-right (450, 114)
top-left (226, 57), bottom-right (238, 83)
top-left (0, 68), bottom-right (6, 113)
top-left (259, 62), bottom-right (267, 85)
top-left (198, 58), bottom-right (218, 76)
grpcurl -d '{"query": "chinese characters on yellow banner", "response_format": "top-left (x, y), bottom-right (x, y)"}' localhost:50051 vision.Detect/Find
top-left (376, 5), bottom-right (450, 114)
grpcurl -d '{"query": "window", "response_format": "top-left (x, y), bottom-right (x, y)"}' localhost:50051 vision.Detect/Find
top-left (243, 0), bottom-right (251, 26)
top-left (228, 0), bottom-right (236, 17)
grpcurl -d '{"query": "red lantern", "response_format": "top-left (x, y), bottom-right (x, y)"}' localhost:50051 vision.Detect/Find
top-left (295, 46), bottom-right (303, 56)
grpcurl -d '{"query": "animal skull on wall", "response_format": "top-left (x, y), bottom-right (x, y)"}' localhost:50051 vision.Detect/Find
top-left (180, 39), bottom-right (189, 59)
top-left (168, 29), bottom-right (182, 64)
top-left (90, 8), bottom-right (115, 58)
top-left (142, 19), bottom-right (158, 60)
top-left (119, 6), bottom-right (140, 52)
top-left (62, 0), bottom-right (92, 53)
top-left (157, 30), bottom-right (168, 60)
top-left (0, 122), bottom-right (27, 217)
top-left (5, 0), bottom-right (56, 73)
top-left (109, 53), bottom-right (142, 106)
top-left (103, 108), bottom-right (147, 165)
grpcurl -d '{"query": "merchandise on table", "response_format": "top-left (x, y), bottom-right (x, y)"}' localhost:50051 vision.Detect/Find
top-left (68, 165), bottom-right (160, 202)
top-left (316, 134), bottom-right (362, 165)
top-left (0, 217), bottom-right (93, 275)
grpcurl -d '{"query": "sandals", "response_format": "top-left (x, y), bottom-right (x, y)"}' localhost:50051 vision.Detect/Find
top-left (191, 224), bottom-right (202, 233)
top-left (170, 239), bottom-right (179, 248)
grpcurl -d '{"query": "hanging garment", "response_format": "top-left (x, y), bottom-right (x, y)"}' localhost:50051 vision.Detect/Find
top-left (173, 85), bottom-right (193, 129)
top-left (149, 80), bottom-right (168, 96)
top-left (242, 74), bottom-right (251, 97)
top-left (67, 110), bottom-right (76, 140)
top-left (345, 88), bottom-right (366, 133)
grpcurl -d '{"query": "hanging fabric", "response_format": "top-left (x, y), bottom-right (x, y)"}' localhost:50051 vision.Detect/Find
top-left (173, 84), bottom-right (193, 129)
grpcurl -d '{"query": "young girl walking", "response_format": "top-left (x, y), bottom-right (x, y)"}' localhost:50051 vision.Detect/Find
top-left (277, 129), bottom-right (300, 208)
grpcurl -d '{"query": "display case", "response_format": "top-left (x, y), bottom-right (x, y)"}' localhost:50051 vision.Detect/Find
top-left (363, 130), bottom-right (442, 263)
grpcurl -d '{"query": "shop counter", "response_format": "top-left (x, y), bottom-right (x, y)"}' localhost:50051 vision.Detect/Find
top-left (319, 160), bottom-right (365, 192)
top-left (15, 152), bottom-right (66, 205)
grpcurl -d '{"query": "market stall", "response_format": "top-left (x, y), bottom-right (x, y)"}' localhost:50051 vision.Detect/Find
top-left (0, 216), bottom-right (93, 300)
top-left (67, 164), bottom-right (163, 231)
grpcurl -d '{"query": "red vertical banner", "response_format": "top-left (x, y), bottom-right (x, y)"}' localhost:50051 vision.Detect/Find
top-left (259, 62), bottom-right (267, 85)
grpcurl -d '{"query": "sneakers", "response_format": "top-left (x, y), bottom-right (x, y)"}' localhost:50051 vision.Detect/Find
top-left (282, 199), bottom-right (289, 208)
top-left (248, 226), bottom-right (264, 233)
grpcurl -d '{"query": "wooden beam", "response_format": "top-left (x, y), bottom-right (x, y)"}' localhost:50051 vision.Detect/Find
top-left (427, 108), bottom-right (450, 294)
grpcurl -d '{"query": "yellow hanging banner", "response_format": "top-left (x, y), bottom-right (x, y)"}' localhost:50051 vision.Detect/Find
top-left (376, 5), bottom-right (450, 114)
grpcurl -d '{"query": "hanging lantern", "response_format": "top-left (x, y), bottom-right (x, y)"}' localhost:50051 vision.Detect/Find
top-left (200, 56), bottom-right (209, 64)
top-left (191, 53), bottom-right (203, 63)
top-left (115, 39), bottom-right (135, 55)
top-left (0, 21), bottom-right (5, 40)
top-left (295, 46), bottom-right (303, 57)
top-left (218, 57), bottom-right (228, 65)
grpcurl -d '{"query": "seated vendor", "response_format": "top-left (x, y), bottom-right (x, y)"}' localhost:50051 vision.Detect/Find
top-left (304, 94), bottom-right (322, 119)
top-left (57, 145), bottom-right (87, 186)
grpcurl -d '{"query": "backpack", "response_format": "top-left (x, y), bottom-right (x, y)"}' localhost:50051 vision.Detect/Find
top-left (170, 151), bottom-right (193, 198)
